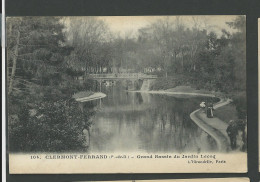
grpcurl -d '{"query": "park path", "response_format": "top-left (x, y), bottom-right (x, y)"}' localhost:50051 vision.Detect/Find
top-left (190, 98), bottom-right (232, 152)
top-left (130, 90), bottom-right (215, 97)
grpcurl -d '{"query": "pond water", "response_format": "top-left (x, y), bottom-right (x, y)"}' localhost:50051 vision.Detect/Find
top-left (87, 83), bottom-right (218, 153)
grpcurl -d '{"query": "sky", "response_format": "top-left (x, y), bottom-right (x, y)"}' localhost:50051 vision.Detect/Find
top-left (97, 15), bottom-right (240, 38)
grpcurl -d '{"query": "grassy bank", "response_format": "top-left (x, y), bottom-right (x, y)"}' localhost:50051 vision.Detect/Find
top-left (150, 76), bottom-right (188, 90)
top-left (214, 104), bottom-right (239, 123)
top-left (150, 76), bottom-right (246, 121)
top-left (165, 86), bottom-right (216, 95)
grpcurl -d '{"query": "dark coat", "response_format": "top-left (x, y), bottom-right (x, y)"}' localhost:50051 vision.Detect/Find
top-left (226, 124), bottom-right (238, 137)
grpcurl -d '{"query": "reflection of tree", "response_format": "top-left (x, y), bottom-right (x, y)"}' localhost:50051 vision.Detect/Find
top-left (91, 85), bottom-right (218, 153)
top-left (136, 95), bottom-right (218, 152)
top-left (135, 93), bottom-right (144, 104)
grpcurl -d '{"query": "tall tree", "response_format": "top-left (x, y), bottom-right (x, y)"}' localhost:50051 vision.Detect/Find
top-left (226, 16), bottom-right (246, 91)
top-left (7, 17), bottom-right (70, 95)
top-left (64, 17), bottom-right (111, 76)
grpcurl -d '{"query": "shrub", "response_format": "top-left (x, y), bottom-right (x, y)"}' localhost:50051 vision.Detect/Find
top-left (232, 91), bottom-right (247, 119)
top-left (150, 75), bottom-right (189, 90)
top-left (9, 100), bottom-right (94, 152)
top-left (150, 77), bottom-right (179, 90)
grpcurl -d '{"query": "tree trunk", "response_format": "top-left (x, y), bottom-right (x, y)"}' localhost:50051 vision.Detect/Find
top-left (8, 29), bottom-right (20, 95)
top-left (181, 52), bottom-right (184, 73)
top-left (7, 23), bottom-right (13, 82)
top-left (87, 128), bottom-right (91, 146)
top-left (84, 61), bottom-right (87, 80)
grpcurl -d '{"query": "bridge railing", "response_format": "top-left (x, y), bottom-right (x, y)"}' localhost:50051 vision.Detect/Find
top-left (89, 73), bottom-right (157, 79)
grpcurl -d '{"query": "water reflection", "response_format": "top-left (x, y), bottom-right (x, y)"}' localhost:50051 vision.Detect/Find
top-left (89, 84), bottom-right (218, 153)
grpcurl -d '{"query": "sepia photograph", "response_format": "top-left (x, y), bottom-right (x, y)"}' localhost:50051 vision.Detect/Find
top-left (7, 15), bottom-right (247, 173)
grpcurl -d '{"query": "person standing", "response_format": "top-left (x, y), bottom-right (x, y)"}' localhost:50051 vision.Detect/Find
top-left (236, 119), bottom-right (247, 151)
top-left (200, 101), bottom-right (206, 113)
top-left (226, 120), bottom-right (238, 150)
top-left (207, 102), bottom-right (214, 118)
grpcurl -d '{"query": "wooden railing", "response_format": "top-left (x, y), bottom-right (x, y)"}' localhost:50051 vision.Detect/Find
top-left (89, 73), bottom-right (157, 79)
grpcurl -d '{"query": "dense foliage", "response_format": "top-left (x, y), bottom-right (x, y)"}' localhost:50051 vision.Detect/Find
top-left (62, 16), bottom-right (246, 99)
top-left (7, 17), bottom-right (95, 152)
top-left (9, 100), bottom-right (94, 152)
top-left (145, 16), bottom-right (246, 119)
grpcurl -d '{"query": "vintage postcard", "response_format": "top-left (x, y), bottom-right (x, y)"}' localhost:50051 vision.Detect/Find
top-left (7, 16), bottom-right (247, 173)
